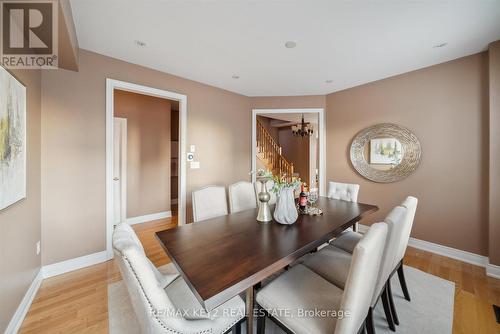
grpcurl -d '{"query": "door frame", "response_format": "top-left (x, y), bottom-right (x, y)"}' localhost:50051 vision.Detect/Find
top-left (106, 79), bottom-right (188, 259)
top-left (113, 117), bottom-right (127, 224)
top-left (251, 108), bottom-right (326, 196)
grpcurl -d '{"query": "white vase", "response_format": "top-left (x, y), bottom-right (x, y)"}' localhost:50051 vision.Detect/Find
top-left (273, 187), bottom-right (298, 225)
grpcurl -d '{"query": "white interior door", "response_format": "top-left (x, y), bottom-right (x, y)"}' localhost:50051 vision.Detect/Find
top-left (113, 118), bottom-right (127, 225)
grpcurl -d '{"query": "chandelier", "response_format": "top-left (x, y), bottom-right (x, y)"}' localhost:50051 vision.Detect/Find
top-left (291, 114), bottom-right (313, 137)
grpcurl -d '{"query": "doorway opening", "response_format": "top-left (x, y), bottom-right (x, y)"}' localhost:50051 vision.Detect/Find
top-left (106, 79), bottom-right (187, 259)
top-left (251, 108), bottom-right (326, 195)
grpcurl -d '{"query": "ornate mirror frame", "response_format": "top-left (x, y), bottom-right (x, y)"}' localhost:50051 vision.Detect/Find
top-left (350, 123), bottom-right (421, 183)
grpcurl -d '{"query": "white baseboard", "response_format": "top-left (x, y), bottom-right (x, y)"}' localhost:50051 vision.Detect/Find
top-left (4, 269), bottom-right (43, 334)
top-left (126, 211), bottom-right (172, 225)
top-left (42, 250), bottom-right (109, 279)
top-left (407, 237), bottom-right (489, 267)
top-left (359, 224), bottom-right (499, 279)
top-left (486, 263), bottom-right (500, 279)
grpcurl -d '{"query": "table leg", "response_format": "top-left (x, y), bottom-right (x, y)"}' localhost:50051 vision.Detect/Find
top-left (246, 286), bottom-right (255, 334)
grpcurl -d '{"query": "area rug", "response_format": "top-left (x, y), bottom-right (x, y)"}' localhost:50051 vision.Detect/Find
top-left (108, 264), bottom-right (454, 333)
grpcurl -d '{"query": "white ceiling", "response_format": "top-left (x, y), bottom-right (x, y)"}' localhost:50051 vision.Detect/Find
top-left (70, 0), bottom-right (500, 97)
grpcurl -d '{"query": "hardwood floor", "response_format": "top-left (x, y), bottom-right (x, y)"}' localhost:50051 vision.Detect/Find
top-left (19, 217), bottom-right (500, 333)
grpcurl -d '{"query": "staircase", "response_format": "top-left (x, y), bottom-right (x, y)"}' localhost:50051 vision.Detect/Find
top-left (256, 120), bottom-right (294, 181)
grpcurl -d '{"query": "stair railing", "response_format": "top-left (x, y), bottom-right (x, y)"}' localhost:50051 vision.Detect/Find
top-left (256, 120), bottom-right (294, 181)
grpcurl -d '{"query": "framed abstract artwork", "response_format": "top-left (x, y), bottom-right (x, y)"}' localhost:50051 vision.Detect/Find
top-left (0, 66), bottom-right (27, 210)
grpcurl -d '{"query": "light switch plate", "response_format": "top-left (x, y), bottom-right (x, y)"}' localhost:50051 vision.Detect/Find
top-left (36, 241), bottom-right (41, 255)
top-left (190, 161), bottom-right (200, 169)
top-left (190, 145), bottom-right (196, 153)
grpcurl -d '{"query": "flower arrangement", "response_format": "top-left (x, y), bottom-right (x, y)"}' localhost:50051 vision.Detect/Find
top-left (270, 173), bottom-right (300, 195)
top-left (252, 169), bottom-right (300, 195)
top-left (254, 169), bottom-right (273, 179)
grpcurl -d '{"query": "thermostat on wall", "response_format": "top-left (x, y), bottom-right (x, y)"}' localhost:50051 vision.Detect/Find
top-left (187, 153), bottom-right (195, 162)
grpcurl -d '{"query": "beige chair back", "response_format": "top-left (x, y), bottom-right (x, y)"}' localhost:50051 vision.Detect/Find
top-left (335, 223), bottom-right (388, 334)
top-left (228, 181), bottom-right (257, 213)
top-left (327, 181), bottom-right (360, 202)
top-left (192, 186), bottom-right (228, 222)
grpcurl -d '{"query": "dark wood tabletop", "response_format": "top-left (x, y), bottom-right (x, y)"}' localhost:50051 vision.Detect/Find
top-left (155, 197), bottom-right (378, 311)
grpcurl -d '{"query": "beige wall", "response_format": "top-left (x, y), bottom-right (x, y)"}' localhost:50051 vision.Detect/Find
top-left (278, 128), bottom-right (310, 183)
top-left (114, 90), bottom-right (172, 218)
top-left (326, 53), bottom-right (489, 256)
top-left (41, 50), bottom-right (251, 265)
top-left (257, 115), bottom-right (279, 142)
top-left (0, 70), bottom-right (41, 332)
top-left (489, 41), bottom-right (500, 265)
top-left (251, 95), bottom-right (326, 110)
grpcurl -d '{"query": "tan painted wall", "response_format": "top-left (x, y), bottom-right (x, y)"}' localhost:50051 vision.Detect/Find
top-left (114, 90), bottom-right (171, 218)
top-left (58, 0), bottom-right (79, 71)
top-left (41, 50), bottom-right (251, 265)
top-left (256, 115), bottom-right (279, 142)
top-left (0, 70), bottom-right (41, 332)
top-left (326, 53), bottom-right (489, 256)
top-left (251, 95), bottom-right (326, 110)
top-left (489, 41), bottom-right (500, 265)
top-left (278, 128), bottom-right (310, 183)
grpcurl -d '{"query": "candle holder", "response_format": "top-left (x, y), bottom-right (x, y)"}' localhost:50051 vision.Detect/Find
top-left (256, 176), bottom-right (272, 223)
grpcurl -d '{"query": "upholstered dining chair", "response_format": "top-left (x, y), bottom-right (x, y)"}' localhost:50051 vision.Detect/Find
top-left (113, 223), bottom-right (246, 334)
top-left (192, 186), bottom-right (228, 222)
top-left (332, 196), bottom-right (418, 305)
top-left (327, 181), bottom-right (360, 202)
top-left (328, 181), bottom-right (360, 231)
top-left (303, 206), bottom-right (408, 333)
top-left (255, 223), bottom-right (388, 334)
top-left (228, 181), bottom-right (257, 213)
top-left (115, 222), bottom-right (179, 288)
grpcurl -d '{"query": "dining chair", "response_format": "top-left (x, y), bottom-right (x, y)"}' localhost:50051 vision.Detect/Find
top-left (254, 179), bottom-right (277, 205)
top-left (327, 181), bottom-right (360, 202)
top-left (304, 205), bottom-right (411, 332)
top-left (228, 181), bottom-right (257, 213)
top-left (115, 222), bottom-right (179, 288)
top-left (328, 181), bottom-right (360, 231)
top-left (113, 223), bottom-right (246, 333)
top-left (255, 223), bottom-right (388, 334)
top-left (192, 186), bottom-right (228, 222)
top-left (331, 196), bottom-right (418, 303)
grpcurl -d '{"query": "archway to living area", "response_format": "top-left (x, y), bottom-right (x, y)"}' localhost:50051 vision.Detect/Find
top-left (251, 108), bottom-right (326, 196)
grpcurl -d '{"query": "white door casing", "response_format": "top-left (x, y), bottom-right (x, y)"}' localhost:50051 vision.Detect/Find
top-left (251, 108), bottom-right (326, 196)
top-left (113, 117), bottom-right (127, 225)
top-left (106, 79), bottom-right (188, 260)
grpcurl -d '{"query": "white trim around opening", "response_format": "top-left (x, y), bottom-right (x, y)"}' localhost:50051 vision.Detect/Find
top-left (105, 79), bottom-right (188, 260)
top-left (251, 108), bottom-right (326, 196)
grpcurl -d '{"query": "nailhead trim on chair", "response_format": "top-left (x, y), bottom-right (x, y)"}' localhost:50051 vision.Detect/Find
top-left (122, 254), bottom-right (244, 334)
top-left (122, 254), bottom-right (213, 334)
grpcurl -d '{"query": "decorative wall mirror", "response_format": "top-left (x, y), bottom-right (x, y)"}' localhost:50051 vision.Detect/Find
top-left (350, 123), bottom-right (421, 183)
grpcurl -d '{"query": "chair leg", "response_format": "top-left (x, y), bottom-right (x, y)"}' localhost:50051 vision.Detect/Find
top-left (232, 320), bottom-right (241, 334)
top-left (366, 307), bottom-right (376, 334)
top-left (386, 279), bottom-right (399, 326)
top-left (257, 311), bottom-right (266, 334)
top-left (397, 262), bottom-right (411, 301)
top-left (381, 285), bottom-right (396, 331)
top-left (357, 319), bottom-right (367, 334)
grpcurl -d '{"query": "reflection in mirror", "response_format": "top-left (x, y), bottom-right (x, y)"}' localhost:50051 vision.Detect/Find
top-left (363, 137), bottom-right (405, 171)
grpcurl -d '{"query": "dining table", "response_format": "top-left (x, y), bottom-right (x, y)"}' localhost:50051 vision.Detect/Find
top-left (155, 196), bottom-right (378, 333)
